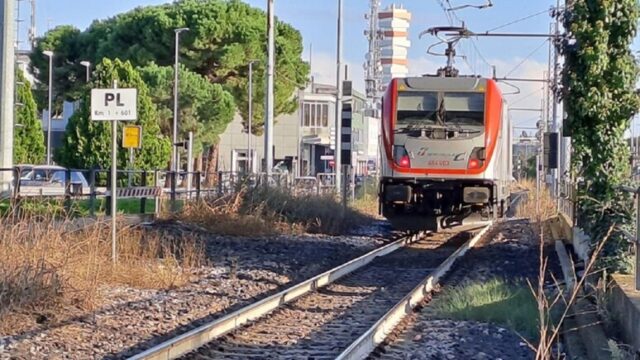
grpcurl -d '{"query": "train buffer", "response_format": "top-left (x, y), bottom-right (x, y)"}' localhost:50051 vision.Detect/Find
top-left (104, 186), bottom-right (163, 198)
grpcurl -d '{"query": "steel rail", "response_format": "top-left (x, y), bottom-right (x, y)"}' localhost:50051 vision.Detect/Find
top-left (336, 222), bottom-right (493, 360)
top-left (128, 231), bottom-right (428, 360)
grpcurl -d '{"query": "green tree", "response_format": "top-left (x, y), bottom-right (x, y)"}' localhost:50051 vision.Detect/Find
top-left (31, 0), bottom-right (309, 134)
top-left (14, 70), bottom-right (45, 164)
top-left (563, 0), bottom-right (640, 270)
top-left (138, 63), bottom-right (235, 167)
top-left (55, 59), bottom-right (171, 172)
top-left (29, 25), bottom-right (84, 111)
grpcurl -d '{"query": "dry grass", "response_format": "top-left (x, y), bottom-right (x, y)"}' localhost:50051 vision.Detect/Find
top-left (352, 194), bottom-right (380, 218)
top-left (0, 214), bottom-right (205, 334)
top-left (516, 179), bottom-right (557, 222)
top-left (178, 196), bottom-right (299, 236)
top-left (178, 187), bottom-right (373, 236)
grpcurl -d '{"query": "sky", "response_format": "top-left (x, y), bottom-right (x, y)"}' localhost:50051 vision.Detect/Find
top-left (25, 0), bottom-right (640, 133)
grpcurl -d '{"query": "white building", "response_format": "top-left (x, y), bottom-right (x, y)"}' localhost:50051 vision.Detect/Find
top-left (378, 4), bottom-right (411, 90)
top-left (218, 83), bottom-right (372, 176)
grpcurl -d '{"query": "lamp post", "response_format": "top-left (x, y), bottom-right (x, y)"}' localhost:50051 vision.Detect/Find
top-left (43, 50), bottom-right (53, 165)
top-left (172, 27), bottom-right (189, 173)
top-left (265, 0), bottom-right (275, 175)
top-left (80, 60), bottom-right (90, 83)
top-left (248, 59), bottom-right (259, 174)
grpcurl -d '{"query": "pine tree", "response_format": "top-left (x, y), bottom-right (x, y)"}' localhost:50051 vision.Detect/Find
top-left (14, 70), bottom-right (45, 164)
top-left (55, 59), bottom-right (171, 171)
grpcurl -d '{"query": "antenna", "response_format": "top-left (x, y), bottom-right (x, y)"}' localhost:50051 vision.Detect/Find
top-left (309, 42), bottom-right (312, 76)
top-left (364, 0), bottom-right (382, 115)
top-left (29, 0), bottom-right (36, 49)
top-left (16, 0), bottom-right (26, 50)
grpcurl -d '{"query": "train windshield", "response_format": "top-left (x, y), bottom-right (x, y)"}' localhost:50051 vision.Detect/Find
top-left (396, 91), bottom-right (485, 128)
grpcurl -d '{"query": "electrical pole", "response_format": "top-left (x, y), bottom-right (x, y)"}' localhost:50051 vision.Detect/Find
top-left (28, 0), bottom-right (35, 49)
top-left (172, 28), bottom-right (189, 174)
top-left (334, 0), bottom-right (343, 194)
top-left (0, 0), bottom-right (15, 191)
top-left (248, 60), bottom-right (258, 174)
top-left (552, 0), bottom-right (561, 208)
top-left (265, 0), bottom-right (275, 175)
top-left (44, 50), bottom-right (53, 165)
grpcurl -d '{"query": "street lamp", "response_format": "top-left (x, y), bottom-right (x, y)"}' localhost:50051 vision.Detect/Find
top-left (43, 50), bottom-right (54, 165)
top-left (172, 27), bottom-right (189, 173)
top-left (247, 59), bottom-right (259, 173)
top-left (80, 61), bottom-right (91, 83)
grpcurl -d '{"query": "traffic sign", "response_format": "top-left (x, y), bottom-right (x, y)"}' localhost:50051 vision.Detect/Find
top-left (321, 155), bottom-right (334, 161)
top-left (90, 85), bottom-right (139, 265)
top-left (122, 125), bottom-right (142, 149)
top-left (91, 88), bottom-right (138, 121)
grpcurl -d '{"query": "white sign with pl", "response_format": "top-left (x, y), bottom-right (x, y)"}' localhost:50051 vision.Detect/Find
top-left (91, 88), bottom-right (138, 121)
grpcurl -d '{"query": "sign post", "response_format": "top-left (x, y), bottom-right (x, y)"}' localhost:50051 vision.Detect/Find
top-left (123, 125), bottom-right (142, 187)
top-left (91, 85), bottom-right (138, 264)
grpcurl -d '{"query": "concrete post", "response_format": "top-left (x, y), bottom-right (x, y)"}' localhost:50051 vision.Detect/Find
top-left (334, 0), bottom-right (343, 194)
top-left (265, 0), bottom-right (275, 175)
top-left (0, 0), bottom-right (15, 192)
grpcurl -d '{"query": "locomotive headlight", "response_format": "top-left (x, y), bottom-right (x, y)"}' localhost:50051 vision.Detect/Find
top-left (394, 145), bottom-right (411, 168)
top-left (463, 187), bottom-right (490, 204)
top-left (468, 147), bottom-right (486, 169)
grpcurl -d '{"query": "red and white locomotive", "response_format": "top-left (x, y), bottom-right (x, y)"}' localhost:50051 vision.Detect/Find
top-left (379, 76), bottom-right (512, 230)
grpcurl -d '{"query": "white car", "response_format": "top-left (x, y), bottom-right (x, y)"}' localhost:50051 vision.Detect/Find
top-left (18, 165), bottom-right (90, 197)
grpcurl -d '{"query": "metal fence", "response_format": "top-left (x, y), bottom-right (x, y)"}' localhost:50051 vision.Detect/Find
top-left (559, 179), bottom-right (576, 226)
top-left (0, 166), bottom-right (374, 216)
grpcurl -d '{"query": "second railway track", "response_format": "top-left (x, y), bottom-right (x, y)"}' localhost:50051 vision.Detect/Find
top-left (130, 222), bottom-right (493, 360)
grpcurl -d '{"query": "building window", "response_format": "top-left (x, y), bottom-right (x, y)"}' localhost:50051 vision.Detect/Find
top-left (302, 101), bottom-right (330, 128)
top-left (304, 103), bottom-right (311, 127)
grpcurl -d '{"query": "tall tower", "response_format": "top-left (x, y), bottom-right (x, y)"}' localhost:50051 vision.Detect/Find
top-left (378, 4), bottom-right (411, 91)
top-left (364, 0), bottom-right (382, 116)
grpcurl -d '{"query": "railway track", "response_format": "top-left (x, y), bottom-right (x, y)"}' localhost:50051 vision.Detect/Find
top-left (128, 221), bottom-right (493, 360)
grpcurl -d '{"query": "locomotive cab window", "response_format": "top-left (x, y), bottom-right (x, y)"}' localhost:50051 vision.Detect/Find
top-left (396, 91), bottom-right (438, 126)
top-left (442, 92), bottom-right (485, 127)
top-left (396, 91), bottom-right (485, 128)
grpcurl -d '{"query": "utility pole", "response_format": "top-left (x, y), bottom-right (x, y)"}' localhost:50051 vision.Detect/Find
top-left (334, 0), bottom-right (343, 194)
top-left (187, 131), bottom-right (193, 198)
top-left (43, 50), bottom-right (53, 164)
top-left (248, 60), bottom-right (258, 174)
top-left (172, 27), bottom-right (189, 174)
top-left (28, 0), bottom-right (35, 49)
top-left (551, 0), bottom-right (561, 208)
top-left (265, 0), bottom-right (275, 175)
top-left (0, 0), bottom-right (15, 191)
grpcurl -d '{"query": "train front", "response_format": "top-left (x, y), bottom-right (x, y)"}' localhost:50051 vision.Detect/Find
top-left (379, 76), bottom-right (510, 231)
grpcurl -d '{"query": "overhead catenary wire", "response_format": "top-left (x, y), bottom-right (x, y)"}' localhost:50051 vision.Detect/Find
top-left (484, 8), bottom-right (551, 33)
top-left (508, 87), bottom-right (544, 106)
top-left (503, 38), bottom-right (550, 78)
top-left (435, 0), bottom-right (494, 76)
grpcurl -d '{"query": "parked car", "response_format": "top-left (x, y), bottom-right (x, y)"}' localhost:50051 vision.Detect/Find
top-left (18, 165), bottom-right (90, 196)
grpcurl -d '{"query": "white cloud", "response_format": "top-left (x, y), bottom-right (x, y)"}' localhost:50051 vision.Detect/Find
top-left (407, 57), bottom-right (441, 76)
top-left (492, 58), bottom-right (549, 134)
top-left (307, 52), bottom-right (366, 93)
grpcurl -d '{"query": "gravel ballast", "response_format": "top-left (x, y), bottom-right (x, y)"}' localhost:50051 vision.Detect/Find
top-left (379, 219), bottom-right (560, 360)
top-left (1, 221), bottom-right (392, 359)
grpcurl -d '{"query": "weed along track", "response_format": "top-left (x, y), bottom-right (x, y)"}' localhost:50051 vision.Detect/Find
top-left (374, 219), bottom-right (555, 360)
top-left (130, 223), bottom-right (492, 359)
